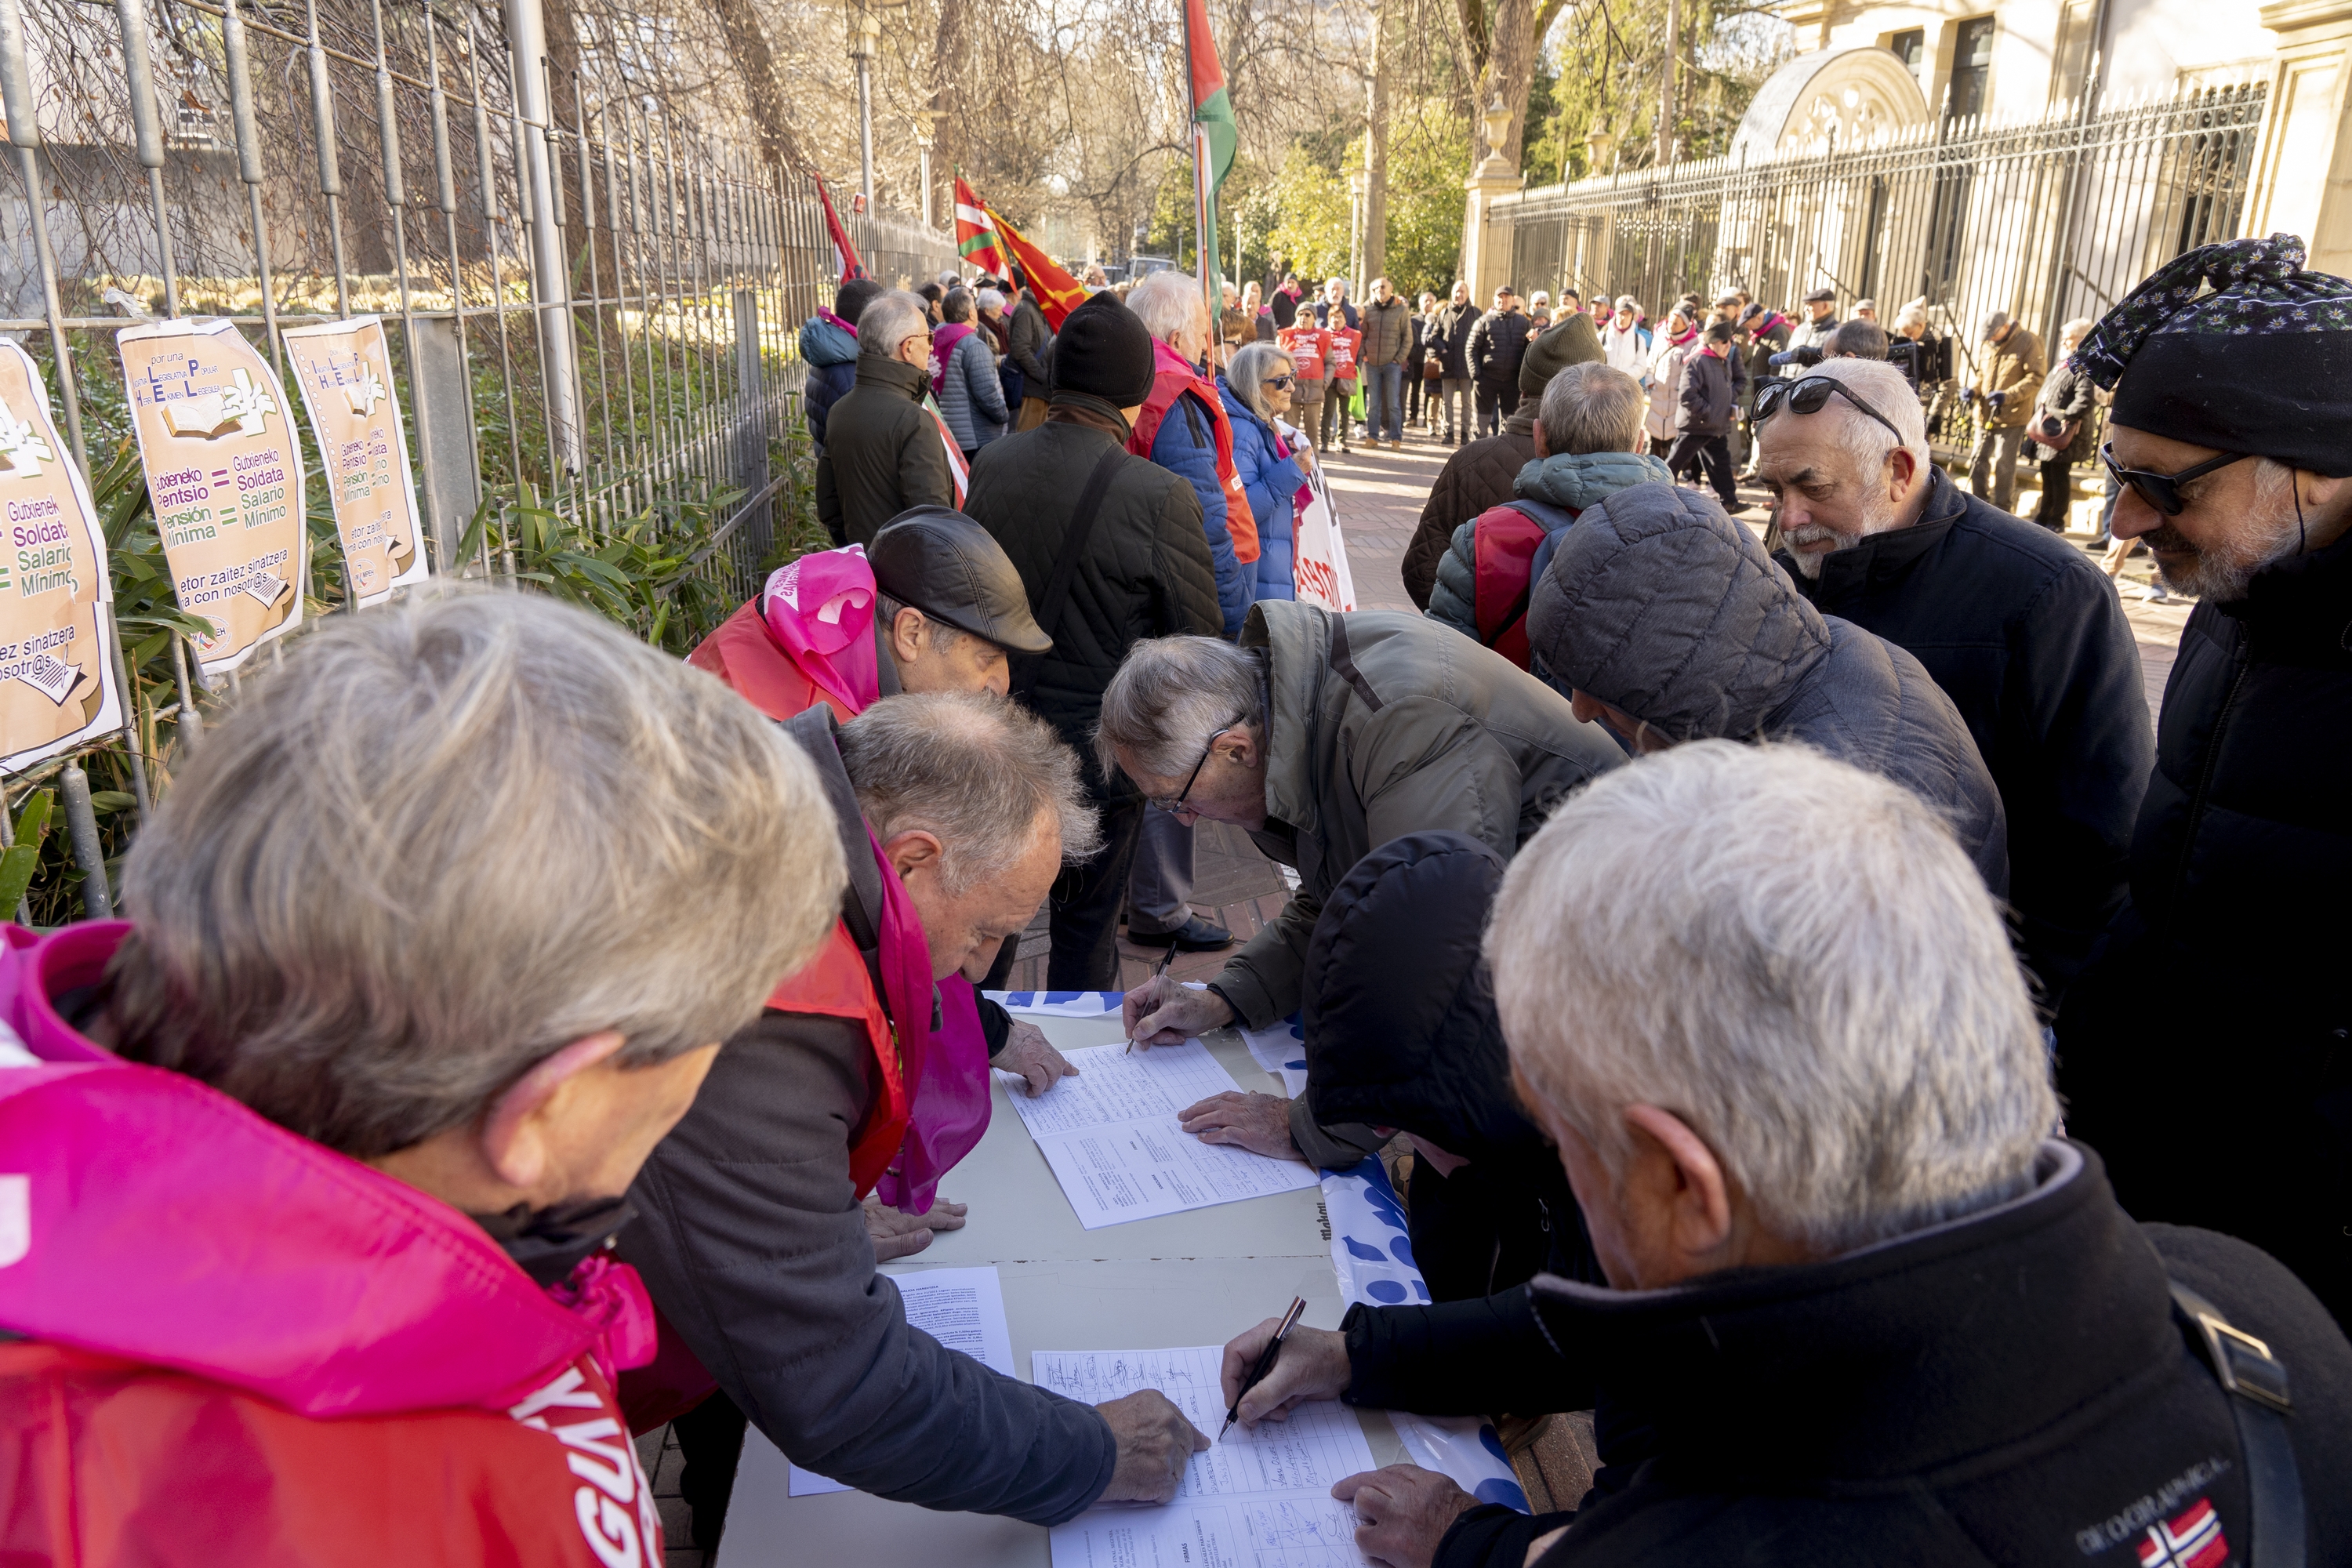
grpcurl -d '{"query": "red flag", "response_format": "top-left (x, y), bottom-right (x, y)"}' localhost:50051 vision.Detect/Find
top-left (987, 205), bottom-right (1088, 329)
top-left (814, 175), bottom-right (864, 280)
top-left (953, 178), bottom-right (1007, 275)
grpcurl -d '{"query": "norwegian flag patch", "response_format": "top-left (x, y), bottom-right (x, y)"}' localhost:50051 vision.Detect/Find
top-left (2136, 1497), bottom-right (2228, 1568)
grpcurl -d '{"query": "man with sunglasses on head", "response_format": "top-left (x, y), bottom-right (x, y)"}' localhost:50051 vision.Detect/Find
top-left (2056, 234), bottom-right (2352, 1332)
top-left (1755, 357), bottom-right (2151, 1013)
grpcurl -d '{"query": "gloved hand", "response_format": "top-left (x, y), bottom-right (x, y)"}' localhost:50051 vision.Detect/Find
top-left (1987, 390), bottom-right (2008, 412)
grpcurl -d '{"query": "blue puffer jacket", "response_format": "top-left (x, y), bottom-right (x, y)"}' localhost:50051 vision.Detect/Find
top-left (1148, 383), bottom-right (1250, 635)
top-left (1218, 377), bottom-right (1303, 604)
top-left (1428, 449), bottom-right (1671, 692)
top-left (935, 329), bottom-right (1009, 452)
top-left (800, 316), bottom-right (860, 449)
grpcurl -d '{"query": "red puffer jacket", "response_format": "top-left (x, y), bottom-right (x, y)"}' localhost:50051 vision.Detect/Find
top-left (0, 921), bottom-right (666, 1566)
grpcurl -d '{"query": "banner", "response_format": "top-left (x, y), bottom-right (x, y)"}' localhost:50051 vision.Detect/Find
top-left (0, 343), bottom-right (121, 773)
top-left (986, 205), bottom-right (1089, 329)
top-left (281, 315), bottom-right (430, 608)
top-left (1277, 422), bottom-right (1356, 612)
top-left (953, 177), bottom-right (1006, 275)
top-left (815, 175), bottom-right (865, 280)
top-left (118, 318), bottom-right (307, 675)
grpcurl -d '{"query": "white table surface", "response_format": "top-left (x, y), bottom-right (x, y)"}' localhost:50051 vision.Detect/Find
top-left (716, 1011), bottom-right (1406, 1568)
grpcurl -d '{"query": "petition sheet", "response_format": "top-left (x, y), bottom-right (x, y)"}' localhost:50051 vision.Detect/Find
top-left (786, 1265), bottom-right (1015, 1497)
top-left (1002, 1039), bottom-right (1320, 1228)
top-left (1036, 1345), bottom-right (1377, 1568)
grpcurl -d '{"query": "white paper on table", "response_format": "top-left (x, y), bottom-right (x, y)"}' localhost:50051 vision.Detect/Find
top-left (1000, 1040), bottom-right (1321, 1228)
top-left (1240, 1012), bottom-right (1311, 1098)
top-left (786, 1265), bottom-right (1017, 1497)
top-left (1036, 1345), bottom-right (1379, 1568)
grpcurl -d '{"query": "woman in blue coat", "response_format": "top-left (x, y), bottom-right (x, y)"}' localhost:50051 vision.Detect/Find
top-left (1218, 340), bottom-right (1310, 602)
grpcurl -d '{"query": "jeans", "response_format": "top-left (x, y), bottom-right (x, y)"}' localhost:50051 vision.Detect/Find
top-left (1667, 431), bottom-right (1737, 506)
top-left (1439, 378), bottom-right (1472, 438)
top-left (1365, 363), bottom-right (1405, 442)
top-left (1969, 424), bottom-right (2028, 515)
top-left (1125, 807), bottom-right (1196, 935)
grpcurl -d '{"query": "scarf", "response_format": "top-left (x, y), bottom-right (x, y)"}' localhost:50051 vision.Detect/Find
top-left (757, 546), bottom-right (880, 716)
top-left (929, 321), bottom-right (978, 397)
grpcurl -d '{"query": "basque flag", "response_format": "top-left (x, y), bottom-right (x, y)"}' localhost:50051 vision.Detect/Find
top-left (954, 177), bottom-right (1007, 275)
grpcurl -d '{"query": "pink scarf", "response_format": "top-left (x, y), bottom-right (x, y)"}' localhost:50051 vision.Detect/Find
top-left (865, 824), bottom-right (993, 1214)
top-left (758, 546), bottom-right (880, 717)
top-left (930, 321), bottom-right (978, 398)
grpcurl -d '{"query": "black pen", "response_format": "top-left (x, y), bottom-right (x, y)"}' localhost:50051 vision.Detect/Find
top-left (1124, 942), bottom-right (1178, 1055)
top-left (1220, 1296), bottom-right (1308, 1440)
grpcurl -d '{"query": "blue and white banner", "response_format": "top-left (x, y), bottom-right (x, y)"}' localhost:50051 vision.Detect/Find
top-left (985, 990), bottom-right (1123, 1016)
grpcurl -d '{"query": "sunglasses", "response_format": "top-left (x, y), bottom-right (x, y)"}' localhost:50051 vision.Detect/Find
top-left (1752, 376), bottom-right (1905, 445)
top-left (1265, 375), bottom-right (1294, 390)
top-left (2100, 441), bottom-right (2249, 517)
top-left (1145, 717), bottom-right (1246, 815)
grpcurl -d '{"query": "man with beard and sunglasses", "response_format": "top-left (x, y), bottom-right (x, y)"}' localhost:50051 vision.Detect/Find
top-left (2056, 234), bottom-right (2352, 1333)
top-left (1755, 357), bottom-right (2151, 1013)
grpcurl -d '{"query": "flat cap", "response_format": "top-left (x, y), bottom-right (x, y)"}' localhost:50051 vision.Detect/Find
top-left (868, 508), bottom-right (1052, 654)
top-left (1803, 285), bottom-right (1836, 304)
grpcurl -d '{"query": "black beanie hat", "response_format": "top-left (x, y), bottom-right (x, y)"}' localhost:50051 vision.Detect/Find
top-left (2078, 233), bottom-right (2352, 477)
top-left (1050, 292), bottom-right (1156, 406)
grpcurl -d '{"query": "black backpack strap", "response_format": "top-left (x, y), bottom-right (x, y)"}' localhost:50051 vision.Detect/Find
top-left (2169, 1279), bottom-right (2305, 1568)
top-left (1012, 443), bottom-right (1127, 700)
top-left (1482, 585), bottom-right (1533, 650)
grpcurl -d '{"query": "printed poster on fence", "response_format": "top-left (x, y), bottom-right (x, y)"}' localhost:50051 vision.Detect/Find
top-left (117, 317), bottom-right (306, 675)
top-left (1280, 424), bottom-right (1357, 613)
top-left (281, 315), bottom-right (429, 607)
top-left (0, 342), bottom-right (122, 773)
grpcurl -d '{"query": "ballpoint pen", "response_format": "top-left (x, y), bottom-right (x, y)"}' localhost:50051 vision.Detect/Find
top-left (1125, 941), bottom-right (1178, 1054)
top-left (1220, 1295), bottom-right (1308, 1440)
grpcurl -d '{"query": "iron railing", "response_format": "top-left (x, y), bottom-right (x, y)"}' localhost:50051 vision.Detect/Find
top-left (1498, 82), bottom-right (2268, 386)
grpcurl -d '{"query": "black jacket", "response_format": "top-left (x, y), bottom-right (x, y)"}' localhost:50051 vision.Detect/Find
top-left (1428, 301), bottom-right (1477, 379)
top-left (963, 406), bottom-right (1223, 773)
top-left (1467, 310), bottom-right (1531, 392)
top-left (1007, 296), bottom-right (1052, 390)
top-left (815, 354), bottom-right (955, 546)
top-left (1303, 833), bottom-right (1599, 1301)
top-left (1403, 408), bottom-right (1539, 608)
top-left (2059, 526), bottom-right (2352, 1329)
top-left (1672, 346), bottom-right (1744, 437)
top-left (1777, 466), bottom-right (2151, 1005)
top-left (622, 709), bottom-right (1116, 1525)
top-left (1351, 1144), bottom-right (2352, 1568)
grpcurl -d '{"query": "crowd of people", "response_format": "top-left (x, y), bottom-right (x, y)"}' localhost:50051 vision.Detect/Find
top-left (6, 232), bottom-right (2348, 1568)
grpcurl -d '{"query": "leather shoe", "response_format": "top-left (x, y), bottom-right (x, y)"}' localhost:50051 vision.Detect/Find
top-left (1127, 914), bottom-right (1235, 952)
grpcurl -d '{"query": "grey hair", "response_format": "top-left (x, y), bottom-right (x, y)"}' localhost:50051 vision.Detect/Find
top-left (1226, 342), bottom-right (1296, 422)
top-left (1893, 303), bottom-right (1929, 332)
top-left (102, 588), bottom-right (844, 1160)
top-left (1802, 357), bottom-right (1929, 474)
top-left (1488, 741), bottom-right (2053, 1256)
top-left (977, 287), bottom-right (1006, 313)
top-left (1539, 362), bottom-right (1646, 456)
top-left (941, 289), bottom-right (975, 324)
top-left (859, 289), bottom-right (931, 357)
top-left (874, 590), bottom-right (967, 654)
top-left (2060, 314), bottom-right (2095, 343)
top-left (839, 691), bottom-right (1103, 891)
top-left (1094, 635), bottom-right (1265, 781)
top-left (1127, 270), bottom-right (1211, 358)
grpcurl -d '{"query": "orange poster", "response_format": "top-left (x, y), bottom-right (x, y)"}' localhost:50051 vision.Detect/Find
top-left (117, 318), bottom-right (307, 674)
top-left (0, 343), bottom-right (122, 772)
top-left (281, 315), bottom-right (430, 606)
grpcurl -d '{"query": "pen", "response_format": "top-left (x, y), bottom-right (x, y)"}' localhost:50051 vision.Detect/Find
top-left (1125, 942), bottom-right (1178, 1054)
top-left (1220, 1296), bottom-right (1308, 1440)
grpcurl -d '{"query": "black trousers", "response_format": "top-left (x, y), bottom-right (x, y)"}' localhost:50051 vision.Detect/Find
top-left (1667, 431), bottom-right (1737, 506)
top-left (2035, 455), bottom-right (2073, 530)
top-left (1475, 385), bottom-right (1518, 437)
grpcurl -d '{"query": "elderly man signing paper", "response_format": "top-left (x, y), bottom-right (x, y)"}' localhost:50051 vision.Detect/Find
top-left (1214, 744), bottom-right (2352, 1568)
top-left (1107, 601), bottom-right (1624, 1163)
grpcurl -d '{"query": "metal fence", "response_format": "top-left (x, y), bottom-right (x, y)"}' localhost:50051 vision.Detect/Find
top-left (1498, 82), bottom-right (2268, 386)
top-left (0, 0), bottom-right (949, 915)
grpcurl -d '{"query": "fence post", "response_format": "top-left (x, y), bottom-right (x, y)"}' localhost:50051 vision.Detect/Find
top-left (414, 316), bottom-right (486, 572)
top-left (733, 286), bottom-right (770, 561)
top-left (58, 766), bottom-right (111, 920)
top-left (503, 0), bottom-right (583, 473)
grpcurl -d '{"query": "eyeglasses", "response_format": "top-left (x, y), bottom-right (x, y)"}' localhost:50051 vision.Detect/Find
top-left (2100, 441), bottom-right (2249, 517)
top-left (1146, 717), bottom-right (1246, 815)
top-left (1752, 376), bottom-right (1906, 445)
top-left (1265, 375), bottom-right (1294, 390)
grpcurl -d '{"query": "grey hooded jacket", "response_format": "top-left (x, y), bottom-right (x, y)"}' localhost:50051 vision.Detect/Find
top-left (1527, 481), bottom-right (2009, 891)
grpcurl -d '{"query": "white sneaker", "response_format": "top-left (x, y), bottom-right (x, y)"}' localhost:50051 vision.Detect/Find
top-left (2132, 583), bottom-right (2170, 603)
